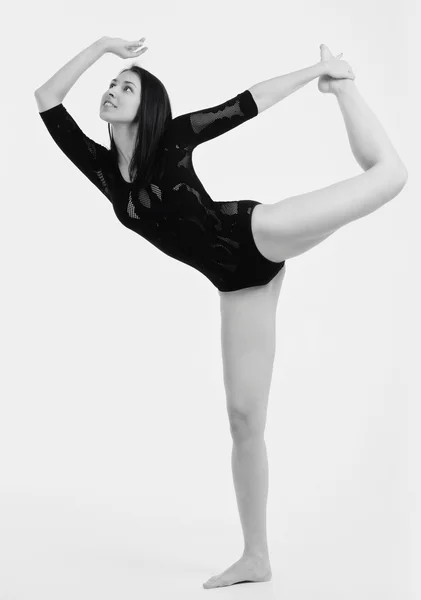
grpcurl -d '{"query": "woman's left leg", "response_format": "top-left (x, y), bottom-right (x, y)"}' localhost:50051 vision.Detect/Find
top-left (203, 266), bottom-right (286, 589)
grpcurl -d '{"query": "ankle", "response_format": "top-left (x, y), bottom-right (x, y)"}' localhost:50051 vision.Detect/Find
top-left (334, 78), bottom-right (356, 96)
top-left (243, 548), bottom-right (270, 560)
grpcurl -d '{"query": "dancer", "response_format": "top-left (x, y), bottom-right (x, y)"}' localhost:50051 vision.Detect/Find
top-left (34, 37), bottom-right (408, 589)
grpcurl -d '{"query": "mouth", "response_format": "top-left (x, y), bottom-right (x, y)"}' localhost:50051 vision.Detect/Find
top-left (103, 101), bottom-right (117, 108)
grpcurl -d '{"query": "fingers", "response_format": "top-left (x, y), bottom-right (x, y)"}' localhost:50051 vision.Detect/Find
top-left (129, 37), bottom-right (148, 55)
top-left (129, 37), bottom-right (146, 50)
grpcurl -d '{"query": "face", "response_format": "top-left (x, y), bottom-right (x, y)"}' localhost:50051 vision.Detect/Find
top-left (99, 71), bottom-right (141, 124)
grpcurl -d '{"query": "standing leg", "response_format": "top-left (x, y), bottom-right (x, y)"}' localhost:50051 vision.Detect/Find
top-left (203, 268), bottom-right (285, 589)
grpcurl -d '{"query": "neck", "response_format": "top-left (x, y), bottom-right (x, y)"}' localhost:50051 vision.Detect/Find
top-left (112, 123), bottom-right (138, 167)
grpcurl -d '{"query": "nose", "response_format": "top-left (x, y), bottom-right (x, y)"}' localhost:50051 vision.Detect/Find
top-left (103, 92), bottom-right (116, 106)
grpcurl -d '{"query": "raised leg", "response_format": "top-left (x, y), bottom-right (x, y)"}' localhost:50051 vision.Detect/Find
top-left (252, 80), bottom-right (408, 263)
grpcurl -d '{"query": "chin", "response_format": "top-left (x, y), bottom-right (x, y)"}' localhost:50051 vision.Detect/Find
top-left (99, 110), bottom-right (112, 122)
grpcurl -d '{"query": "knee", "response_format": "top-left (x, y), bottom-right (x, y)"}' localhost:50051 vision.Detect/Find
top-left (228, 406), bottom-right (267, 441)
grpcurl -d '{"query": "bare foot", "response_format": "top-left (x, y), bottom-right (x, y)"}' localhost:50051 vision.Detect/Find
top-left (318, 44), bottom-right (349, 94)
top-left (202, 554), bottom-right (272, 589)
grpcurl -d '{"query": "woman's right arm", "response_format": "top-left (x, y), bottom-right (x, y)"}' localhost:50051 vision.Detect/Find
top-left (34, 37), bottom-right (110, 112)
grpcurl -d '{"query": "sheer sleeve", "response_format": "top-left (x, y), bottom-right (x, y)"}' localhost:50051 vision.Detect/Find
top-left (169, 89), bottom-right (258, 150)
top-left (39, 103), bottom-right (113, 202)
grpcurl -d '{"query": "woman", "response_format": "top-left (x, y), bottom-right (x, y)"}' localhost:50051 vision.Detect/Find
top-left (34, 37), bottom-right (408, 589)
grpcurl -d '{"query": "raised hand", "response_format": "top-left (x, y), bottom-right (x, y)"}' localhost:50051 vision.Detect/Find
top-left (318, 44), bottom-right (355, 94)
top-left (105, 36), bottom-right (148, 59)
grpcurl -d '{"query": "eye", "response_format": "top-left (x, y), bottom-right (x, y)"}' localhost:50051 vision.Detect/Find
top-left (109, 83), bottom-right (133, 92)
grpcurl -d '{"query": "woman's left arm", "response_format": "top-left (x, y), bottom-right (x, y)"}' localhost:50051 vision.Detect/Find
top-left (248, 63), bottom-right (326, 114)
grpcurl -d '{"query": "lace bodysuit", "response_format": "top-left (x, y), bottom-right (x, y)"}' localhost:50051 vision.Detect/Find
top-left (39, 89), bottom-right (285, 292)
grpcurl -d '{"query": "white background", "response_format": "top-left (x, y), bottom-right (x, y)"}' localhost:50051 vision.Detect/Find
top-left (2, 0), bottom-right (419, 598)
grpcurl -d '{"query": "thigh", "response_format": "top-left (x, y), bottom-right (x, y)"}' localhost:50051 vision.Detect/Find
top-left (219, 267), bottom-right (286, 423)
top-left (252, 163), bottom-right (406, 262)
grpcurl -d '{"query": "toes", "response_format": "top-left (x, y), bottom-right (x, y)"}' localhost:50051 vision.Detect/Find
top-left (320, 43), bottom-right (332, 60)
top-left (203, 577), bottom-right (219, 589)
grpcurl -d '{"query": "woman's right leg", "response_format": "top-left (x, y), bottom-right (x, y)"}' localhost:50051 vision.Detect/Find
top-left (252, 80), bottom-right (408, 262)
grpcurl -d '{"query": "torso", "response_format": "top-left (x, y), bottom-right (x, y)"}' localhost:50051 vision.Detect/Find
top-left (118, 163), bottom-right (132, 184)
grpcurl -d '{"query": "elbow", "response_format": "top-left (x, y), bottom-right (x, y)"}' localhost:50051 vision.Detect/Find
top-left (34, 88), bottom-right (64, 112)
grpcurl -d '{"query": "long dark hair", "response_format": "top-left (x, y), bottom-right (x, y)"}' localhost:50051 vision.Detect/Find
top-left (107, 65), bottom-right (173, 188)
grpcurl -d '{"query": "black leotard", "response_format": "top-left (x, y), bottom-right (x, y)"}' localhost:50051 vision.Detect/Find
top-left (38, 89), bottom-right (285, 292)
